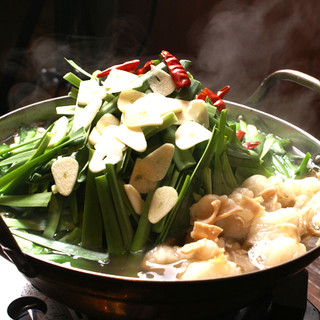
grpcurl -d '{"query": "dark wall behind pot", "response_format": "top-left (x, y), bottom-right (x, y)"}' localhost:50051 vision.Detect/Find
top-left (1, 0), bottom-right (320, 137)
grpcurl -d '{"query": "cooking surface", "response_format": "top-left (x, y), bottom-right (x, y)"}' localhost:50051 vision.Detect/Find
top-left (308, 257), bottom-right (320, 310)
top-left (1, 255), bottom-right (320, 319)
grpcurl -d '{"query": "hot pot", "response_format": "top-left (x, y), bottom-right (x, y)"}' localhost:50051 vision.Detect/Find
top-left (0, 70), bottom-right (320, 319)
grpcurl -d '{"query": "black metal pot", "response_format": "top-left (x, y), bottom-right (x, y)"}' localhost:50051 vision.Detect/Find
top-left (1, 70), bottom-right (320, 319)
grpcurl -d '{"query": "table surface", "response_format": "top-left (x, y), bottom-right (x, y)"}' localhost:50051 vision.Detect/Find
top-left (307, 257), bottom-right (320, 310)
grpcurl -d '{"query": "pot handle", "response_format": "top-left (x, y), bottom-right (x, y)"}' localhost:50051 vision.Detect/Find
top-left (0, 215), bottom-right (37, 277)
top-left (245, 69), bottom-right (320, 107)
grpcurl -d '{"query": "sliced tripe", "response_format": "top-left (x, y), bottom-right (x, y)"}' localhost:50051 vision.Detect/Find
top-left (73, 98), bottom-right (102, 131)
top-left (175, 121), bottom-right (212, 150)
top-left (185, 99), bottom-right (209, 128)
top-left (148, 186), bottom-right (178, 224)
top-left (139, 143), bottom-right (175, 181)
top-left (103, 69), bottom-right (143, 93)
top-left (115, 124), bottom-right (147, 152)
top-left (77, 79), bottom-right (106, 106)
top-left (117, 89), bottom-right (146, 113)
top-left (51, 157), bottom-right (79, 196)
top-left (129, 158), bottom-right (157, 194)
top-left (124, 184), bottom-right (145, 215)
top-left (148, 65), bottom-right (176, 96)
top-left (48, 116), bottom-right (69, 147)
top-left (96, 113), bottom-right (120, 134)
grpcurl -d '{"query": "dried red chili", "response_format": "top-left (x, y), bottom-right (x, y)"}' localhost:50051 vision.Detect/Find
top-left (217, 85), bottom-right (230, 99)
top-left (196, 87), bottom-right (226, 113)
top-left (213, 99), bottom-right (226, 113)
top-left (160, 50), bottom-right (191, 90)
top-left (136, 60), bottom-right (155, 75)
top-left (236, 130), bottom-right (246, 141)
top-left (97, 59), bottom-right (141, 78)
top-left (197, 87), bottom-right (219, 103)
top-left (242, 141), bottom-right (261, 150)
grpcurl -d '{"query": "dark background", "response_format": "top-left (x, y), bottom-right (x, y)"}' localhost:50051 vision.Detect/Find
top-left (2, 0), bottom-right (320, 311)
top-left (1, 0), bottom-right (320, 137)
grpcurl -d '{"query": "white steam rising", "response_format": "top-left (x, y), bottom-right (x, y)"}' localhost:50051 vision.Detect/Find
top-left (188, 0), bottom-right (320, 137)
top-left (5, 1), bottom-right (320, 137)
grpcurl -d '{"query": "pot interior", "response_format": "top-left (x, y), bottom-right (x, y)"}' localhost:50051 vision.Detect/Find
top-left (1, 96), bottom-right (320, 319)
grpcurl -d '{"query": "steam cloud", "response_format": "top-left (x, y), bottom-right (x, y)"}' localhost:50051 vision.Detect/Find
top-left (4, 0), bottom-right (320, 138)
top-left (188, 0), bottom-right (320, 138)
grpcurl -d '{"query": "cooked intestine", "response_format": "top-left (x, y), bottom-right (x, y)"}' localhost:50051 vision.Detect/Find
top-left (141, 174), bottom-right (320, 280)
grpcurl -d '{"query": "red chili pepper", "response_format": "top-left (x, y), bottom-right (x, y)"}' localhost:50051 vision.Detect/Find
top-left (242, 141), bottom-right (261, 150)
top-left (136, 60), bottom-right (155, 75)
top-left (236, 130), bottom-right (246, 140)
top-left (197, 87), bottom-right (219, 103)
top-left (217, 85), bottom-right (230, 99)
top-left (97, 59), bottom-right (141, 78)
top-left (160, 50), bottom-right (191, 90)
top-left (196, 87), bottom-right (226, 113)
top-left (213, 99), bottom-right (226, 113)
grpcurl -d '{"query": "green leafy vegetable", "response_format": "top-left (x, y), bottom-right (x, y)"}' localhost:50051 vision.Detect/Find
top-left (0, 51), bottom-right (314, 274)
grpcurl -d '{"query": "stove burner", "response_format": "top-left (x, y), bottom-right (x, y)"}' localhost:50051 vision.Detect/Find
top-left (7, 296), bottom-right (47, 320)
top-left (1, 256), bottom-right (319, 320)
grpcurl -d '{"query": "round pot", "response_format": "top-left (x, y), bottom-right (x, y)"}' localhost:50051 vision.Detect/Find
top-left (0, 70), bottom-right (320, 319)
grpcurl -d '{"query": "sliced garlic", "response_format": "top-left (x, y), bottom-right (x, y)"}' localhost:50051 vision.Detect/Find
top-left (139, 143), bottom-right (175, 181)
top-left (88, 126), bottom-right (101, 146)
top-left (89, 146), bottom-right (123, 173)
top-left (129, 158), bottom-right (157, 194)
top-left (48, 116), bottom-right (69, 147)
top-left (185, 99), bottom-right (209, 128)
top-left (175, 121), bottom-right (212, 150)
top-left (117, 89), bottom-right (146, 113)
top-left (77, 79), bottom-right (106, 106)
top-left (124, 184), bottom-right (145, 215)
top-left (115, 124), bottom-right (147, 152)
top-left (51, 157), bottom-right (79, 196)
top-left (96, 113), bottom-right (120, 134)
top-left (103, 69), bottom-right (143, 93)
top-left (123, 99), bottom-right (163, 128)
top-left (148, 186), bottom-right (178, 224)
top-left (148, 65), bottom-right (176, 96)
top-left (73, 98), bottom-right (102, 131)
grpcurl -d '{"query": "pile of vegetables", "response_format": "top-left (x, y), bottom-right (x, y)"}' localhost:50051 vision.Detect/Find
top-left (0, 50), bottom-right (311, 265)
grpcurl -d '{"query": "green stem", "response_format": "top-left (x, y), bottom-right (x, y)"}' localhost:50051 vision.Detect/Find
top-left (161, 126), bottom-right (196, 171)
top-left (106, 163), bottom-right (133, 250)
top-left (81, 163), bottom-right (103, 250)
top-left (130, 190), bottom-right (154, 252)
top-left (63, 72), bottom-right (82, 88)
top-left (95, 175), bottom-right (125, 255)
top-left (295, 152), bottom-right (311, 179)
top-left (12, 229), bottom-right (109, 262)
top-left (143, 112), bottom-right (178, 139)
top-left (43, 194), bottom-right (64, 239)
